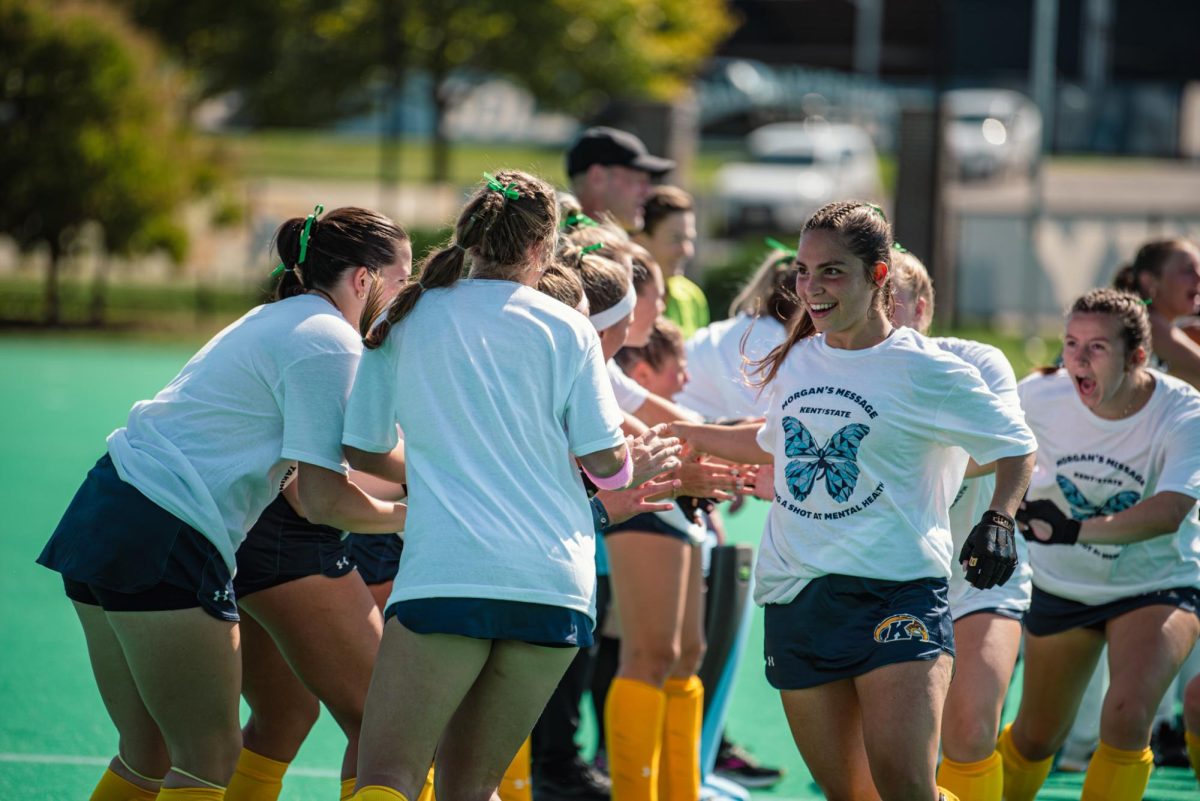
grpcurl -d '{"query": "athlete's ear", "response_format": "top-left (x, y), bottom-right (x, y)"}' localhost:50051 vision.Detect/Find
top-left (872, 262), bottom-right (888, 286)
top-left (1128, 344), bottom-right (1148, 369)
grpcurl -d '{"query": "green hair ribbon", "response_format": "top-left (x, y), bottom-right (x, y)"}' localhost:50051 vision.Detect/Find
top-left (581, 242), bottom-right (604, 255)
top-left (482, 172), bottom-right (520, 200)
top-left (867, 203), bottom-right (888, 222)
top-left (562, 213), bottom-right (598, 229)
top-left (892, 241), bottom-right (909, 254)
top-left (764, 237), bottom-right (798, 258)
top-left (271, 203), bottom-right (325, 277)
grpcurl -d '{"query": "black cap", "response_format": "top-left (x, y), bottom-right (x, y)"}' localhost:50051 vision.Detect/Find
top-left (566, 126), bottom-right (675, 178)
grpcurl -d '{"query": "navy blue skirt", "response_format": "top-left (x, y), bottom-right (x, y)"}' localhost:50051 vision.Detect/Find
top-left (234, 494), bottom-right (354, 598)
top-left (1024, 584), bottom-right (1200, 637)
top-left (344, 532), bottom-right (405, 586)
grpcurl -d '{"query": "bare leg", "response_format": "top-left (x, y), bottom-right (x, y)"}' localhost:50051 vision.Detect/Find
top-left (940, 613), bottom-right (1022, 762)
top-left (779, 680), bottom-right (882, 801)
top-left (1010, 626), bottom-right (1106, 761)
top-left (238, 611), bottom-right (320, 763)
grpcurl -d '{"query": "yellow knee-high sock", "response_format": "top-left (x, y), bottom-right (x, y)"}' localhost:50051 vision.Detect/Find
top-left (605, 677), bottom-right (668, 801)
top-left (1187, 730), bottom-right (1200, 782)
top-left (350, 788), bottom-right (409, 801)
top-left (155, 789), bottom-right (226, 800)
top-left (1080, 741), bottom-right (1153, 801)
top-left (340, 778), bottom-right (357, 801)
top-left (499, 737), bottom-right (532, 801)
top-left (416, 765), bottom-right (435, 801)
top-left (937, 789), bottom-right (960, 801)
top-left (996, 724), bottom-right (1053, 801)
top-left (936, 752), bottom-right (1002, 801)
top-left (657, 677), bottom-right (703, 801)
top-left (89, 767), bottom-right (159, 801)
top-left (225, 749), bottom-right (288, 801)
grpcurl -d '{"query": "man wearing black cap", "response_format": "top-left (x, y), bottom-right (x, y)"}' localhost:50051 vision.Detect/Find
top-left (567, 126), bottom-right (675, 232)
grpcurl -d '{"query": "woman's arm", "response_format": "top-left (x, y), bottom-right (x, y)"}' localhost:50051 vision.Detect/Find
top-left (297, 463), bottom-right (407, 533)
top-left (987, 452), bottom-right (1036, 517)
top-left (671, 421), bottom-right (771, 465)
top-left (1152, 315), bottom-right (1200, 389)
top-left (344, 441), bottom-right (406, 484)
top-left (1021, 491), bottom-right (1194, 545)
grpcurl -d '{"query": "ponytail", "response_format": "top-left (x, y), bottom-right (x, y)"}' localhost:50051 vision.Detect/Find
top-left (1112, 263), bottom-right (1141, 295)
top-left (273, 217), bottom-right (309, 300)
top-left (1112, 238), bottom-right (1194, 300)
top-left (362, 245), bottom-right (465, 349)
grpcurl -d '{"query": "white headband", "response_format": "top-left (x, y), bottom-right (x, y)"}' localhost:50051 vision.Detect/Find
top-left (589, 284), bottom-right (638, 332)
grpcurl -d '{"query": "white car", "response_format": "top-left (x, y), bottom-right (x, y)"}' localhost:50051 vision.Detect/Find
top-left (715, 122), bottom-right (883, 233)
top-left (945, 89), bottom-right (1043, 181)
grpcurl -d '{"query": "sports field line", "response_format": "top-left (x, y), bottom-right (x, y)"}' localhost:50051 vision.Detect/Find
top-left (0, 752), bottom-right (340, 778)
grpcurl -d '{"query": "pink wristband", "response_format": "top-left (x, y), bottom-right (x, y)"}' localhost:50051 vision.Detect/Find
top-left (584, 448), bottom-right (634, 490)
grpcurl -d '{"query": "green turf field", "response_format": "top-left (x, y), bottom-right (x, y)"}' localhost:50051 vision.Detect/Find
top-left (1, 337), bottom-right (1196, 799)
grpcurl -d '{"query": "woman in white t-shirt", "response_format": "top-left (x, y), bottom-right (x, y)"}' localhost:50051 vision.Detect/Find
top-left (1001, 288), bottom-right (1200, 801)
top-left (672, 200), bottom-right (1037, 801)
top-left (674, 244), bottom-right (800, 421)
top-left (1112, 238), bottom-right (1200, 384)
top-left (37, 206), bottom-right (411, 801)
top-left (344, 171), bottom-right (636, 801)
top-left (889, 248), bottom-right (1031, 801)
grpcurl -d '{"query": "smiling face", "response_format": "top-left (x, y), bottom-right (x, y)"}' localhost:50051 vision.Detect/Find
top-left (795, 228), bottom-right (890, 348)
top-left (1149, 244), bottom-right (1200, 321)
top-left (1062, 311), bottom-right (1146, 415)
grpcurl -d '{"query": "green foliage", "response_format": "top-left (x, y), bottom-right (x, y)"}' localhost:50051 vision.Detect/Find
top-left (0, 0), bottom-right (202, 260)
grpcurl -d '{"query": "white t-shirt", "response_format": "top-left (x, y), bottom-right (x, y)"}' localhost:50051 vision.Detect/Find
top-left (752, 327), bottom-right (1037, 606)
top-left (343, 279), bottom-right (625, 621)
top-left (1018, 368), bottom-right (1200, 605)
top-left (107, 295), bottom-right (361, 573)
top-left (934, 337), bottom-right (1033, 617)
top-left (608, 359), bottom-right (649, 414)
top-left (674, 313), bottom-right (786, 421)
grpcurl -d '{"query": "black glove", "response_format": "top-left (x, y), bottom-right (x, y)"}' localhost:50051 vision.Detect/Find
top-left (1015, 499), bottom-right (1081, 545)
top-left (959, 510), bottom-right (1018, 590)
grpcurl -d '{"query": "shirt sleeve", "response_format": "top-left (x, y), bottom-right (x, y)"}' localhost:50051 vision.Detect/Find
top-left (930, 356), bottom-right (1037, 464)
top-left (607, 359), bottom-right (650, 413)
top-left (278, 350), bottom-right (361, 474)
top-left (567, 341), bottom-right (627, 457)
top-left (342, 344), bottom-right (401, 454)
top-left (1155, 400), bottom-right (1200, 500)
top-left (755, 384), bottom-right (780, 456)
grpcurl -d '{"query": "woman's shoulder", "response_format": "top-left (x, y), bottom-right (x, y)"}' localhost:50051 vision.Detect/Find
top-left (225, 296), bottom-right (361, 359)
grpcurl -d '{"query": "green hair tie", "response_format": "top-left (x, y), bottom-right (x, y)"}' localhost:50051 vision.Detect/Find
top-left (892, 241), bottom-right (909, 254)
top-left (482, 172), bottom-right (520, 200)
top-left (562, 213), bottom-right (598, 229)
top-left (867, 203), bottom-right (888, 222)
top-left (764, 237), bottom-right (797, 258)
top-left (581, 242), bottom-right (604, 254)
top-left (271, 203), bottom-right (324, 277)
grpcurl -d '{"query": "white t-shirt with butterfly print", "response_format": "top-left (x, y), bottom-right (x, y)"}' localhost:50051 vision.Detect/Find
top-left (935, 337), bottom-right (1034, 620)
top-left (752, 327), bottom-right (1037, 606)
top-left (1018, 368), bottom-right (1200, 605)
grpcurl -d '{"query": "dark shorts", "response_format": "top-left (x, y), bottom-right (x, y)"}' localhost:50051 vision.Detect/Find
top-left (344, 532), bottom-right (404, 586)
top-left (233, 494), bottom-right (354, 598)
top-left (604, 506), bottom-right (697, 544)
top-left (955, 606), bottom-right (1025, 624)
top-left (1024, 584), bottom-right (1200, 637)
top-left (385, 597), bottom-right (594, 649)
top-left (763, 574), bottom-right (954, 690)
top-left (41, 454), bottom-right (237, 622)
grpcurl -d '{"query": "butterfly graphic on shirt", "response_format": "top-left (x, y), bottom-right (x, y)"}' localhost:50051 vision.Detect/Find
top-left (1055, 474), bottom-right (1141, 521)
top-left (783, 416), bottom-right (870, 503)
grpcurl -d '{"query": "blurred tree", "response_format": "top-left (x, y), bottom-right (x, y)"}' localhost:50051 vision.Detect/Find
top-left (0, 0), bottom-right (203, 324)
top-left (121, 0), bottom-right (737, 181)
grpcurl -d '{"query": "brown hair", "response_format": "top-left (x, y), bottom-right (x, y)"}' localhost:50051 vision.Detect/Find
top-left (559, 241), bottom-right (630, 318)
top-left (614, 317), bottom-right (685, 373)
top-left (273, 207), bottom-right (409, 319)
top-left (642, 185), bottom-right (694, 236)
top-left (729, 249), bottom-right (801, 322)
top-left (1070, 288), bottom-right (1152, 359)
top-left (749, 201), bottom-right (894, 388)
top-left (537, 259), bottom-right (586, 309)
top-left (1112, 238), bottom-right (1196, 299)
top-left (362, 170), bottom-right (557, 348)
top-left (629, 242), bottom-right (662, 295)
top-left (890, 247), bottom-right (935, 333)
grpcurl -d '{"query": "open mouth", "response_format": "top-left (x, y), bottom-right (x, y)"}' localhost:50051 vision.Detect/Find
top-left (1074, 374), bottom-right (1097, 398)
top-left (808, 301), bottom-right (836, 318)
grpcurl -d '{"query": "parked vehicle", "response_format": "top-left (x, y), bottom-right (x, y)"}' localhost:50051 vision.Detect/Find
top-left (944, 88), bottom-right (1042, 181)
top-left (714, 122), bottom-right (883, 234)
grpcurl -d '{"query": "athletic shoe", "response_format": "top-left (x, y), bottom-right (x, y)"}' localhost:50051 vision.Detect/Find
top-left (1151, 718), bottom-right (1190, 767)
top-left (533, 757), bottom-right (611, 801)
top-left (714, 739), bottom-right (784, 788)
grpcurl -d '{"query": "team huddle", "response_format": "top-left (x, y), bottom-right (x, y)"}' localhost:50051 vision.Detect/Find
top-left (37, 127), bottom-right (1200, 801)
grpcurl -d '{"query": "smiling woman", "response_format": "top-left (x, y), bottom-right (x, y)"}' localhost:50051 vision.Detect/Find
top-left (670, 199), bottom-right (1037, 801)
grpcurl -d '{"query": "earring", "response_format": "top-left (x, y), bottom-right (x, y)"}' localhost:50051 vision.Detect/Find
top-left (357, 292), bottom-right (366, 300)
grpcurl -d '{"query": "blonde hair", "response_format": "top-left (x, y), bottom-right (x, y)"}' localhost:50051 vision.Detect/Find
top-left (729, 250), bottom-right (800, 322)
top-left (889, 248), bottom-right (935, 333)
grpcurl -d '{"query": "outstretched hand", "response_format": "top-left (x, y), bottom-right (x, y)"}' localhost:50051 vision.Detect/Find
top-left (628, 424), bottom-right (683, 486)
top-left (596, 477), bottom-right (683, 527)
top-left (1015, 498), bottom-right (1081, 545)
